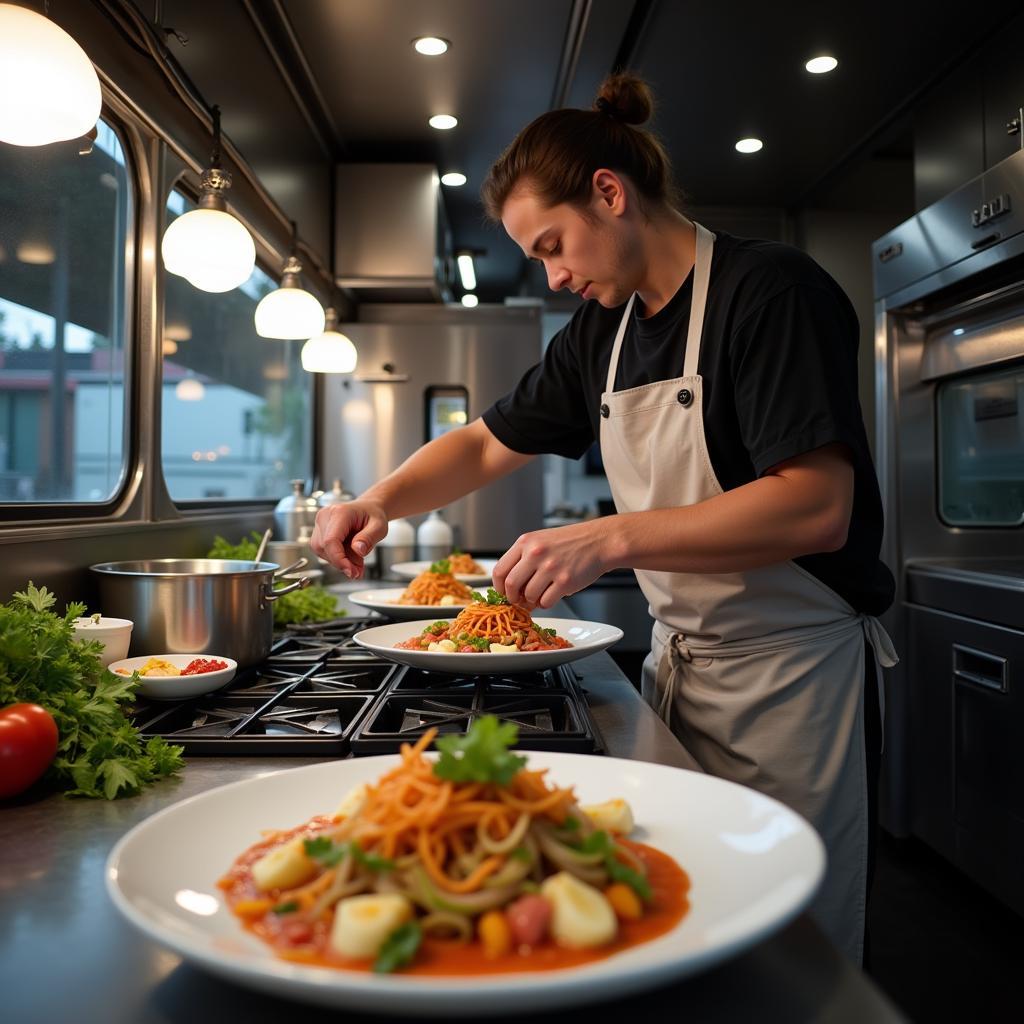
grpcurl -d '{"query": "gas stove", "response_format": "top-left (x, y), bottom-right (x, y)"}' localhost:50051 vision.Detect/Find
top-left (131, 616), bottom-right (603, 757)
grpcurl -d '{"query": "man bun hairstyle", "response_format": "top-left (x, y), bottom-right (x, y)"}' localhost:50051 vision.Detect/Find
top-left (482, 72), bottom-right (680, 221)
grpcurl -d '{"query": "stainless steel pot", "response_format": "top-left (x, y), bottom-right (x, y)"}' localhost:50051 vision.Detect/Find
top-left (89, 559), bottom-right (309, 668)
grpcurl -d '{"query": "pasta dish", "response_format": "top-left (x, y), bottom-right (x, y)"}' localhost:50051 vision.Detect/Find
top-left (447, 549), bottom-right (485, 575)
top-left (397, 560), bottom-right (473, 607)
top-left (395, 589), bottom-right (573, 653)
top-left (219, 717), bottom-right (690, 975)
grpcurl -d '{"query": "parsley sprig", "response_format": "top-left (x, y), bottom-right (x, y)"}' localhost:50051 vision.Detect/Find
top-left (432, 715), bottom-right (527, 785)
top-left (428, 559), bottom-right (451, 574)
top-left (0, 582), bottom-right (184, 799)
top-left (303, 836), bottom-right (395, 872)
top-left (374, 921), bottom-right (422, 973)
top-left (469, 587), bottom-right (509, 605)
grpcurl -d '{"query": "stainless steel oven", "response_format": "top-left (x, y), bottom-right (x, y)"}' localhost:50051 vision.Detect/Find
top-left (873, 148), bottom-right (1024, 914)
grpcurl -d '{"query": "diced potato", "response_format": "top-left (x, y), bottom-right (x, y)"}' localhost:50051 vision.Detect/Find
top-left (439, 595), bottom-right (457, 606)
top-left (540, 872), bottom-right (617, 949)
top-left (427, 639), bottom-right (457, 652)
top-left (489, 642), bottom-right (518, 653)
top-left (581, 798), bottom-right (635, 836)
top-left (251, 836), bottom-right (318, 892)
top-left (335, 782), bottom-right (369, 819)
top-left (330, 893), bottom-right (413, 959)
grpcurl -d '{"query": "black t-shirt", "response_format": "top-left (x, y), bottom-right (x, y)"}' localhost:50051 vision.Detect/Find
top-left (483, 230), bottom-right (895, 615)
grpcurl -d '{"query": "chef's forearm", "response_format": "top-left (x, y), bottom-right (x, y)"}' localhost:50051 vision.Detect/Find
top-left (360, 418), bottom-right (534, 519)
top-left (601, 449), bottom-right (854, 574)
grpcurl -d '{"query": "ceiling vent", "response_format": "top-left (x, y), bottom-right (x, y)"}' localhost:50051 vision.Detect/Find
top-left (334, 163), bottom-right (454, 302)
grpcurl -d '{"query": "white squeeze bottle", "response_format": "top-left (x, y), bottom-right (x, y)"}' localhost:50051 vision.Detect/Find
top-left (377, 517), bottom-right (416, 579)
top-left (417, 510), bottom-right (454, 564)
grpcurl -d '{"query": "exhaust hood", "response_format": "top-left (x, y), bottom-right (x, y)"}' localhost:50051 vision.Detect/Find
top-left (334, 163), bottom-right (455, 302)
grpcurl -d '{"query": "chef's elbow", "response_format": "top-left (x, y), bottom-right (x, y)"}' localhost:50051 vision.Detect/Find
top-left (815, 504), bottom-right (851, 553)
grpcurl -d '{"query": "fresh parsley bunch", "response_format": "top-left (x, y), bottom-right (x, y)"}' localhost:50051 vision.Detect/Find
top-left (0, 582), bottom-right (184, 799)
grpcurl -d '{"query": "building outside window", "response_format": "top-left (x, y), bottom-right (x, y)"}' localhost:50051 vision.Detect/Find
top-left (0, 120), bottom-right (131, 504)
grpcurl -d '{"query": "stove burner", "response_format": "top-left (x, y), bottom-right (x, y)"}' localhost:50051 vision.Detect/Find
top-left (130, 616), bottom-right (601, 757)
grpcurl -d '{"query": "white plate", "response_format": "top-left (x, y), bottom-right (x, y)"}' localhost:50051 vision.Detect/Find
top-left (348, 588), bottom-right (468, 620)
top-left (106, 752), bottom-right (825, 1016)
top-left (389, 559), bottom-right (498, 585)
top-left (108, 654), bottom-right (237, 700)
top-left (353, 617), bottom-right (623, 673)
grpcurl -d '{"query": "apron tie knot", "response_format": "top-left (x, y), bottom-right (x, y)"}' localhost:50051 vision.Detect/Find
top-left (657, 633), bottom-right (693, 724)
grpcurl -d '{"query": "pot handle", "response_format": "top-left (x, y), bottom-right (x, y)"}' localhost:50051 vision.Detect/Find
top-left (273, 557), bottom-right (308, 577)
top-left (264, 575), bottom-right (312, 603)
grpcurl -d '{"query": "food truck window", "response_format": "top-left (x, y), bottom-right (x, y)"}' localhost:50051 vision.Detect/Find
top-left (938, 363), bottom-right (1024, 527)
top-left (0, 119), bottom-right (132, 505)
top-left (160, 189), bottom-right (314, 503)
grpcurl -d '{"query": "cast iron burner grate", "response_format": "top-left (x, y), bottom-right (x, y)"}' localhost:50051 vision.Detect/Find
top-left (130, 616), bottom-right (602, 757)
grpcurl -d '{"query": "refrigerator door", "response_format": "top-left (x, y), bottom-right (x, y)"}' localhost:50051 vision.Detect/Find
top-left (320, 304), bottom-right (545, 551)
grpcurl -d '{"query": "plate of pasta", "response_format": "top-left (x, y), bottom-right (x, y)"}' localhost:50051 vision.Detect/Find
top-left (390, 553), bottom-right (497, 586)
top-left (352, 590), bottom-right (623, 673)
top-left (348, 559), bottom-right (476, 619)
top-left (105, 718), bottom-right (826, 1015)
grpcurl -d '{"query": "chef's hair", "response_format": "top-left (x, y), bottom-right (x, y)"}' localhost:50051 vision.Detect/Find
top-left (482, 72), bottom-right (682, 221)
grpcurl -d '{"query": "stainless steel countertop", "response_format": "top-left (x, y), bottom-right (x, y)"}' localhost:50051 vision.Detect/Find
top-left (0, 598), bottom-right (904, 1024)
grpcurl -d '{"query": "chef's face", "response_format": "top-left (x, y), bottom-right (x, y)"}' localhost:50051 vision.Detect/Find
top-left (501, 172), bottom-right (641, 308)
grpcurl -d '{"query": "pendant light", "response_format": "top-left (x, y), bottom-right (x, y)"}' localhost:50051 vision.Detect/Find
top-left (301, 307), bottom-right (357, 373)
top-left (254, 222), bottom-right (325, 339)
top-left (0, 3), bottom-right (102, 146)
top-left (175, 376), bottom-right (205, 401)
top-left (161, 105), bottom-right (256, 293)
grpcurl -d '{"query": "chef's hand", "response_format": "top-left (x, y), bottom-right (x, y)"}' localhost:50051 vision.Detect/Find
top-left (310, 499), bottom-right (388, 580)
top-left (493, 521), bottom-right (613, 609)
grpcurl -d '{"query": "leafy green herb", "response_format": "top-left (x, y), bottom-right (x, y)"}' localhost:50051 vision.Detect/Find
top-left (351, 843), bottom-right (395, 873)
top-left (303, 835), bottom-right (348, 866)
top-left (605, 854), bottom-right (652, 903)
top-left (208, 531), bottom-right (263, 560)
top-left (424, 621), bottom-right (449, 636)
top-left (575, 830), bottom-right (613, 856)
top-left (469, 587), bottom-right (509, 606)
top-left (0, 582), bottom-right (184, 799)
top-left (303, 836), bottom-right (394, 872)
top-left (374, 921), bottom-right (422, 974)
top-left (271, 900), bottom-right (299, 914)
top-left (558, 816), bottom-right (581, 832)
top-left (433, 715), bottom-right (527, 785)
top-left (428, 559), bottom-right (451, 574)
top-left (464, 636), bottom-right (489, 652)
top-left (509, 846), bottom-right (532, 862)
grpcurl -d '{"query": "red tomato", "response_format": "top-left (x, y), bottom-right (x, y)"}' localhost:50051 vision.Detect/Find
top-left (0, 703), bottom-right (59, 799)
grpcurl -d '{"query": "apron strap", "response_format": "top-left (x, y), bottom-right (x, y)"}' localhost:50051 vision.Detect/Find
top-left (682, 223), bottom-right (715, 379)
top-left (604, 294), bottom-right (635, 393)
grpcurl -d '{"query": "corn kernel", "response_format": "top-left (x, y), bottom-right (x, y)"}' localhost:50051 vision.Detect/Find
top-left (478, 909), bottom-right (512, 958)
top-left (604, 883), bottom-right (643, 921)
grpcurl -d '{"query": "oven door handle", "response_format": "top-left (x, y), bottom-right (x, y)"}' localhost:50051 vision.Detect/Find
top-left (952, 643), bottom-right (1008, 693)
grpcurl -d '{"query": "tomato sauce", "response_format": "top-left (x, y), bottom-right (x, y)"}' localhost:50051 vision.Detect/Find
top-left (220, 820), bottom-right (691, 976)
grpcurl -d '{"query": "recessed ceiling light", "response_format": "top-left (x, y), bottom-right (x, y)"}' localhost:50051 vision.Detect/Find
top-left (429, 114), bottom-right (458, 130)
top-left (461, 294), bottom-right (479, 308)
top-left (441, 171), bottom-right (467, 187)
top-left (805, 55), bottom-right (838, 74)
top-left (413, 37), bottom-right (449, 56)
top-left (735, 137), bottom-right (763, 154)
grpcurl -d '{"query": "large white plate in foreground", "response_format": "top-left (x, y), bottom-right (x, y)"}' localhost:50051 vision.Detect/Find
top-left (353, 617), bottom-right (623, 673)
top-left (106, 753), bottom-right (825, 1016)
top-left (389, 559), bottom-right (497, 585)
top-left (347, 588), bottom-right (466, 620)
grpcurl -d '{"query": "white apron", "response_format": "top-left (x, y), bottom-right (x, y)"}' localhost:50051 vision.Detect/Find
top-left (597, 222), bottom-right (898, 963)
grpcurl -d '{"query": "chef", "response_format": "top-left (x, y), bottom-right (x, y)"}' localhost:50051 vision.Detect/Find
top-left (311, 73), bottom-right (897, 964)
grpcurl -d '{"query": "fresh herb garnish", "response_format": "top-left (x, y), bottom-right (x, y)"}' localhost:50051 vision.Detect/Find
top-left (425, 620), bottom-right (449, 635)
top-left (271, 900), bottom-right (299, 914)
top-left (374, 921), bottom-right (423, 973)
top-left (469, 587), bottom-right (509, 606)
top-left (575, 830), bottom-right (613, 856)
top-left (429, 559), bottom-right (451, 574)
top-left (509, 846), bottom-right (532, 862)
top-left (0, 582), bottom-right (184, 800)
top-left (433, 715), bottom-right (527, 785)
top-left (303, 836), bottom-right (394, 872)
top-left (558, 816), bottom-right (581, 832)
top-left (605, 854), bottom-right (653, 903)
top-left (465, 636), bottom-right (490, 651)
top-left (304, 835), bottom-right (348, 866)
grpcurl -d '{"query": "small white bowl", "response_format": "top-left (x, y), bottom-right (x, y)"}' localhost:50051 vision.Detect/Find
top-left (73, 616), bottom-right (134, 667)
top-left (107, 654), bottom-right (237, 701)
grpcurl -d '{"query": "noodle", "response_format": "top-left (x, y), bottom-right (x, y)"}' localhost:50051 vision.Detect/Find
top-left (398, 567), bottom-right (472, 606)
top-left (448, 551), bottom-right (485, 575)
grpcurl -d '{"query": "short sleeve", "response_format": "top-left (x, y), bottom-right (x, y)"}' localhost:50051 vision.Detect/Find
top-left (482, 324), bottom-right (595, 459)
top-left (729, 283), bottom-right (866, 475)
